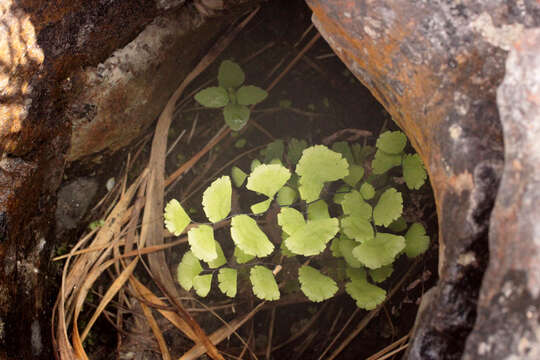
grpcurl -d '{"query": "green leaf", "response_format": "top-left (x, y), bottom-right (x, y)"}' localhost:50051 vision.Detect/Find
top-left (369, 264), bottom-right (393, 283)
top-left (402, 154), bottom-right (427, 190)
top-left (287, 138), bottom-right (308, 165)
top-left (341, 216), bottom-right (374, 243)
top-left (280, 238), bottom-right (295, 257)
top-left (251, 159), bottom-right (262, 172)
top-left (307, 200), bottom-right (330, 220)
top-left (176, 251), bottom-right (202, 291)
top-left (236, 85), bottom-right (268, 105)
top-left (330, 237), bottom-right (342, 257)
top-left (250, 266), bottom-right (280, 300)
top-left (346, 271), bottom-right (386, 310)
top-left (218, 60), bottom-right (245, 88)
top-left (261, 140), bottom-right (284, 163)
top-left (376, 130), bottom-right (407, 154)
top-left (277, 207), bottom-right (305, 236)
top-left (193, 274), bottom-right (212, 297)
top-left (284, 218), bottom-right (339, 256)
top-left (188, 225), bottom-right (217, 262)
top-left (371, 150), bottom-right (402, 175)
top-left (359, 182), bottom-right (375, 200)
top-left (404, 222), bottom-right (430, 258)
top-left (343, 164), bottom-right (365, 187)
top-left (234, 138), bottom-right (247, 148)
top-left (276, 186), bottom-right (298, 206)
top-left (341, 191), bottom-right (372, 220)
top-left (352, 233), bottom-right (406, 269)
top-left (353, 144), bottom-right (375, 163)
top-left (231, 166), bottom-right (247, 187)
top-left (373, 188), bottom-right (403, 226)
top-left (194, 87), bottom-right (229, 108)
top-left (338, 235), bottom-right (363, 268)
top-left (250, 198), bottom-right (272, 214)
top-left (202, 176), bottom-right (231, 223)
top-left (246, 164), bottom-right (291, 198)
top-left (230, 215), bottom-right (274, 257)
top-left (296, 145), bottom-right (349, 202)
top-left (298, 266), bottom-right (338, 302)
top-left (388, 216), bottom-right (408, 232)
top-left (218, 268), bottom-right (237, 297)
top-left (333, 185), bottom-right (351, 205)
top-left (234, 246), bottom-right (254, 264)
top-left (331, 141), bottom-right (354, 165)
top-left (206, 241), bottom-right (226, 268)
top-left (164, 199), bottom-right (191, 236)
top-left (223, 103), bottom-right (250, 131)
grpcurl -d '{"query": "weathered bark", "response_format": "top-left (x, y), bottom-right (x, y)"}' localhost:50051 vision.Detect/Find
top-left (305, 0), bottom-right (538, 358)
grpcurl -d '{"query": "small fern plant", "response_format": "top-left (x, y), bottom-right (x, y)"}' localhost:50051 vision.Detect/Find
top-left (164, 131), bottom-right (430, 310)
top-left (193, 60), bottom-right (268, 131)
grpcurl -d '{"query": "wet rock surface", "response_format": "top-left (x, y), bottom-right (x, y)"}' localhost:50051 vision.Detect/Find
top-left (463, 28), bottom-right (540, 360)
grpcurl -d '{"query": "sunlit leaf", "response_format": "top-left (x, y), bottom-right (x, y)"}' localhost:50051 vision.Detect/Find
top-left (359, 182), bottom-right (375, 200)
top-left (277, 207), bottom-right (305, 236)
top-left (341, 191), bottom-right (372, 220)
top-left (352, 233), bottom-right (405, 269)
top-left (223, 103), bottom-right (250, 131)
top-left (218, 268), bottom-right (237, 297)
top-left (251, 159), bottom-right (262, 171)
top-left (333, 185), bottom-right (351, 205)
top-left (341, 216), bottom-right (374, 243)
top-left (218, 60), bottom-right (245, 88)
top-left (371, 150), bottom-right (402, 175)
top-left (164, 199), bottom-right (191, 236)
top-left (343, 164), bottom-right (364, 187)
top-left (404, 222), bottom-right (430, 258)
top-left (345, 268), bottom-right (386, 310)
top-left (284, 218), bottom-right (339, 256)
top-left (234, 246), bottom-right (255, 264)
top-left (202, 176), bottom-right (232, 223)
top-left (230, 215), bottom-right (274, 257)
top-left (188, 225), bottom-right (217, 262)
top-left (307, 200), bottom-right (330, 220)
top-left (376, 131), bottom-right (407, 154)
top-left (237, 85), bottom-right (268, 105)
top-left (296, 145), bottom-right (349, 202)
top-left (246, 164), bottom-right (291, 198)
top-left (250, 198), bottom-right (272, 214)
top-left (231, 166), bottom-right (247, 187)
top-left (330, 237), bottom-right (342, 257)
top-left (298, 265), bottom-right (338, 302)
top-left (276, 186), bottom-right (298, 206)
top-left (373, 188), bottom-right (403, 226)
top-left (250, 266), bottom-right (280, 300)
top-left (193, 274), bottom-right (212, 297)
top-left (194, 87), bottom-right (229, 108)
top-left (176, 251), bottom-right (202, 291)
top-left (338, 235), bottom-right (363, 268)
top-left (206, 241), bottom-right (226, 268)
top-left (402, 154), bottom-right (427, 190)
top-left (369, 264), bottom-right (393, 283)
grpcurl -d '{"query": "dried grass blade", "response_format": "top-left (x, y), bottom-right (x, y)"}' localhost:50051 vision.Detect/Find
top-left (141, 301), bottom-right (172, 360)
top-left (81, 258), bottom-right (139, 341)
top-left (129, 276), bottom-right (197, 341)
top-left (180, 302), bottom-right (265, 360)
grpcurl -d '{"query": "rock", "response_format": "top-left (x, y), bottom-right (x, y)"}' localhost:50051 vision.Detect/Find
top-left (55, 177), bottom-right (98, 235)
top-left (304, 0), bottom-right (537, 358)
top-left (463, 28), bottom-right (540, 360)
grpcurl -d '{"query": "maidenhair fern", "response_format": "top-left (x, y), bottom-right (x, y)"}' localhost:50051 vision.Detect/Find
top-left (164, 130), bottom-right (431, 308)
